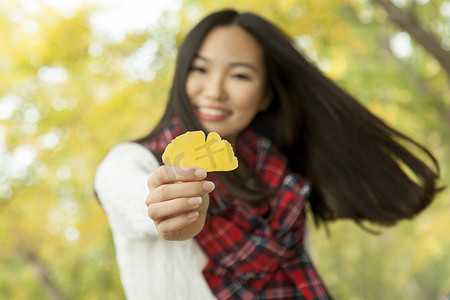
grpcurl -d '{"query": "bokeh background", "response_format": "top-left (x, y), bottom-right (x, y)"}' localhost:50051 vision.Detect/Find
top-left (1, 0), bottom-right (449, 299)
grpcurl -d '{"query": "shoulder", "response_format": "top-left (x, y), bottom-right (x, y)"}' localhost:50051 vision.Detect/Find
top-left (99, 142), bottom-right (158, 168)
top-left (103, 141), bottom-right (155, 160)
top-left (95, 142), bottom-right (160, 186)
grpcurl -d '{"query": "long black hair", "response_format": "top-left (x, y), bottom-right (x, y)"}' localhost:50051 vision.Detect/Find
top-left (137, 9), bottom-right (442, 227)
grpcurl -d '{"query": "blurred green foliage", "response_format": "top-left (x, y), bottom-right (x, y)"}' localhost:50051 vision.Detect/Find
top-left (0, 0), bottom-right (449, 299)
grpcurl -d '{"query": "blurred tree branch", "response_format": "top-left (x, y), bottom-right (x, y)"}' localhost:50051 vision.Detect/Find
top-left (371, 0), bottom-right (450, 80)
top-left (18, 244), bottom-right (68, 300)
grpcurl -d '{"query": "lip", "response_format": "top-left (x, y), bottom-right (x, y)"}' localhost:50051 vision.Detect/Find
top-left (194, 106), bottom-right (231, 121)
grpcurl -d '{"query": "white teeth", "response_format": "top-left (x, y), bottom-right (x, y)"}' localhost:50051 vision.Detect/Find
top-left (198, 107), bottom-right (228, 116)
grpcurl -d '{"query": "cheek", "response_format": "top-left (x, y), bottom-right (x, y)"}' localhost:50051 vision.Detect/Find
top-left (234, 86), bottom-right (266, 111)
top-left (185, 76), bottom-right (198, 100)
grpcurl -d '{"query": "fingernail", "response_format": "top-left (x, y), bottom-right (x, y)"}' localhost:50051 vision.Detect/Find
top-left (202, 181), bottom-right (215, 192)
top-left (195, 169), bottom-right (206, 179)
top-left (187, 211), bottom-right (199, 219)
top-left (188, 197), bottom-right (202, 206)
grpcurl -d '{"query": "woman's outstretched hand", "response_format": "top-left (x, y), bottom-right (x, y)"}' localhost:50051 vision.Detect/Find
top-left (145, 166), bottom-right (213, 241)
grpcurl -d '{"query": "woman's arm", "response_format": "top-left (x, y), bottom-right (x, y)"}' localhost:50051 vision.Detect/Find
top-left (94, 142), bottom-right (161, 239)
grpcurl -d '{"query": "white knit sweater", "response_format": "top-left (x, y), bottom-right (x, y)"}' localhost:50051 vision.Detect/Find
top-left (94, 142), bottom-right (216, 300)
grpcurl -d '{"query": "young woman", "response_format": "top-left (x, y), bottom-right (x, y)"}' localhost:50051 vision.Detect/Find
top-left (94, 9), bottom-right (441, 300)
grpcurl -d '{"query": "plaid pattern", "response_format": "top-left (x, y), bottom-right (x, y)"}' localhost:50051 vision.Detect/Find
top-left (147, 119), bottom-right (332, 300)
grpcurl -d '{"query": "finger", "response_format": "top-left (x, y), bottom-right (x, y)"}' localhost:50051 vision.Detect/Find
top-left (147, 197), bottom-right (203, 220)
top-left (197, 193), bottom-right (210, 213)
top-left (156, 211), bottom-right (200, 238)
top-left (147, 166), bottom-right (207, 190)
top-left (148, 180), bottom-right (214, 205)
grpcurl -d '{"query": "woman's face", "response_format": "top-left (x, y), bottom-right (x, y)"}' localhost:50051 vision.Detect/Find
top-left (186, 25), bottom-right (270, 144)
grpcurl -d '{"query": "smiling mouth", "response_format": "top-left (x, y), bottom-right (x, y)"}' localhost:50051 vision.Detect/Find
top-left (197, 107), bottom-right (230, 116)
top-left (195, 106), bottom-right (231, 121)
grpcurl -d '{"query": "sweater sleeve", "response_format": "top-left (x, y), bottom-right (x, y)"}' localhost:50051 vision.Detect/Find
top-left (94, 142), bottom-right (161, 239)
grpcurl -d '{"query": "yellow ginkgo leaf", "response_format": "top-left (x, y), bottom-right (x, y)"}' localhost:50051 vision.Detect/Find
top-left (162, 131), bottom-right (238, 172)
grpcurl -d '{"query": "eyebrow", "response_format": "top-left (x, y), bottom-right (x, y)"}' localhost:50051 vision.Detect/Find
top-left (194, 55), bottom-right (259, 72)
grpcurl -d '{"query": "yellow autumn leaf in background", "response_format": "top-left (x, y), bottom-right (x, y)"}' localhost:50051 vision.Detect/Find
top-left (162, 131), bottom-right (238, 172)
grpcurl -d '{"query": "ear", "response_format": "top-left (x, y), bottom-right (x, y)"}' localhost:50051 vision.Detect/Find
top-left (258, 90), bottom-right (273, 112)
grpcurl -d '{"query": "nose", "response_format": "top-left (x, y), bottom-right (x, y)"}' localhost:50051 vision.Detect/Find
top-left (204, 73), bottom-right (226, 101)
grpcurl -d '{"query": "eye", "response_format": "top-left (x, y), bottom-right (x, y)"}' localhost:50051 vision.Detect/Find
top-left (190, 66), bottom-right (207, 73)
top-left (232, 73), bottom-right (251, 80)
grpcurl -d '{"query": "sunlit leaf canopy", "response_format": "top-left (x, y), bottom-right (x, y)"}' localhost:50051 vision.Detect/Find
top-left (0, 0), bottom-right (449, 299)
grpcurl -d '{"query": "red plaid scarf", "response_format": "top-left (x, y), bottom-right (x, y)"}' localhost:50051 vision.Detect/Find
top-left (147, 119), bottom-right (332, 300)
